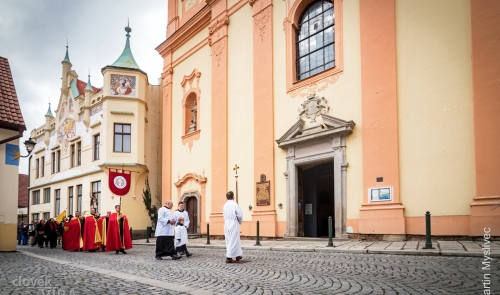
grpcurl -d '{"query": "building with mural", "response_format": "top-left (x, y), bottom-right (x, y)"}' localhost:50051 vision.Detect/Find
top-left (156, 0), bottom-right (499, 238)
top-left (28, 25), bottom-right (162, 233)
top-left (0, 56), bottom-right (27, 251)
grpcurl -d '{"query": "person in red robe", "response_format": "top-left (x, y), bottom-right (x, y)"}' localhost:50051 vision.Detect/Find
top-left (83, 208), bottom-right (102, 252)
top-left (106, 205), bottom-right (132, 254)
top-left (63, 211), bottom-right (84, 251)
top-left (99, 211), bottom-right (111, 251)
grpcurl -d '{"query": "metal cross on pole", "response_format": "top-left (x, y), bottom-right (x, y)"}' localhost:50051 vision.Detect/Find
top-left (233, 164), bottom-right (239, 203)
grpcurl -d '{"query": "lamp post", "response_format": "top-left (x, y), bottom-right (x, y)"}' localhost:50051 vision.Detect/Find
top-left (22, 138), bottom-right (36, 157)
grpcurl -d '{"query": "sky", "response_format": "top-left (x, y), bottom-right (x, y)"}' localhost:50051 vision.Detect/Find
top-left (0, 0), bottom-right (169, 174)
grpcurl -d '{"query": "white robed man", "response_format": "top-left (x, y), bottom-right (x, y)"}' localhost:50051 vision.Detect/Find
top-left (223, 191), bottom-right (243, 263)
top-left (155, 200), bottom-right (182, 260)
top-left (173, 201), bottom-right (190, 229)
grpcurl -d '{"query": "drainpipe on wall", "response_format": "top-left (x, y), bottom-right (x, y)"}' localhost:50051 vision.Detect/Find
top-left (27, 155), bottom-right (31, 222)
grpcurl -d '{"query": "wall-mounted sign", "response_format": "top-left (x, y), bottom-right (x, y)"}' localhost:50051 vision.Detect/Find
top-left (369, 187), bottom-right (393, 202)
top-left (305, 203), bottom-right (312, 215)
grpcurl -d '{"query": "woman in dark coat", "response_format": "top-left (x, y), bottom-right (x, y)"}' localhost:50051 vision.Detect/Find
top-left (37, 220), bottom-right (45, 248)
top-left (45, 218), bottom-right (58, 249)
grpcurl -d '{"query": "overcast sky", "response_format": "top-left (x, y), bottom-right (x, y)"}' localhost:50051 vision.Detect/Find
top-left (0, 0), bottom-right (168, 174)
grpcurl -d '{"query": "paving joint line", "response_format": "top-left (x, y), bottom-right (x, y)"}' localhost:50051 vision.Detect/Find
top-left (18, 250), bottom-right (224, 295)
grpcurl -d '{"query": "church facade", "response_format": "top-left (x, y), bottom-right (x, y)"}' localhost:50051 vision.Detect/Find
top-left (28, 26), bottom-right (162, 232)
top-left (157, 0), bottom-right (499, 238)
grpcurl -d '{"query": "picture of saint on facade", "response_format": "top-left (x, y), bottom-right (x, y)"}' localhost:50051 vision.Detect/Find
top-left (110, 74), bottom-right (136, 97)
top-left (0, 0), bottom-right (498, 294)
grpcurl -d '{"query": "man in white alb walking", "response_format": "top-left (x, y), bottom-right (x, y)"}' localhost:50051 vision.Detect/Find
top-left (223, 191), bottom-right (243, 263)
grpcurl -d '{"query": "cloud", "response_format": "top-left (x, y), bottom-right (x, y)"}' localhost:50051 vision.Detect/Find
top-left (0, 0), bottom-right (168, 174)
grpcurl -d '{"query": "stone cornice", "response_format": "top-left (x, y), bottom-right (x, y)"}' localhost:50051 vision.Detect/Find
top-left (156, 5), bottom-right (211, 57)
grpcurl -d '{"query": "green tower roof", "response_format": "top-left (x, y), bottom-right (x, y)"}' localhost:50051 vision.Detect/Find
top-left (85, 75), bottom-right (93, 92)
top-left (45, 103), bottom-right (53, 117)
top-left (110, 24), bottom-right (141, 70)
top-left (62, 45), bottom-right (71, 64)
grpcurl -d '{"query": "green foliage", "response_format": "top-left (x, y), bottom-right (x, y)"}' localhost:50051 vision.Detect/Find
top-left (142, 177), bottom-right (158, 228)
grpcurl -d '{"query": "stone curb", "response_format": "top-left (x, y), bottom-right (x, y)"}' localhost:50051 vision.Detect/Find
top-left (133, 242), bottom-right (494, 257)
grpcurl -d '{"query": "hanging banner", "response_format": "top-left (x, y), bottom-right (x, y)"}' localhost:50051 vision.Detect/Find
top-left (108, 169), bottom-right (131, 196)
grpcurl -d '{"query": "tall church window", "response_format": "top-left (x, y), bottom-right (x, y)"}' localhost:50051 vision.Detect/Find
top-left (296, 0), bottom-right (335, 81)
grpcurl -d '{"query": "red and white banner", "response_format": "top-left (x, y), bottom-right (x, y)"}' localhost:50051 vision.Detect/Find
top-left (108, 169), bottom-right (131, 196)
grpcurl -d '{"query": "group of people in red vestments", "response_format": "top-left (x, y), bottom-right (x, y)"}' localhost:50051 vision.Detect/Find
top-left (62, 205), bottom-right (133, 254)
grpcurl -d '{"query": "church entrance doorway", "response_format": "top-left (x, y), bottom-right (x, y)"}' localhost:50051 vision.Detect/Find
top-left (298, 162), bottom-right (335, 237)
top-left (185, 196), bottom-right (198, 235)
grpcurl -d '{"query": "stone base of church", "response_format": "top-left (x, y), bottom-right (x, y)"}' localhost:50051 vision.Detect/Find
top-left (358, 203), bottom-right (406, 235)
top-left (470, 196), bottom-right (500, 236)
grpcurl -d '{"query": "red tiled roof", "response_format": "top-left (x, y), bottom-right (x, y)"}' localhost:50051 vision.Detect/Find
top-left (76, 79), bottom-right (101, 96)
top-left (0, 57), bottom-right (26, 129)
top-left (18, 174), bottom-right (29, 208)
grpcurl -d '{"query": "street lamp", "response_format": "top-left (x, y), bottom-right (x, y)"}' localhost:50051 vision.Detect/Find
top-left (22, 138), bottom-right (36, 157)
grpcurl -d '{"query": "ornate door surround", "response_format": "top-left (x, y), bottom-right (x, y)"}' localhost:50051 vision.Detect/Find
top-left (277, 112), bottom-right (354, 238)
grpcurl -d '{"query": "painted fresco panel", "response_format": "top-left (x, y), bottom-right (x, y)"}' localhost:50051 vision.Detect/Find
top-left (110, 74), bottom-right (137, 97)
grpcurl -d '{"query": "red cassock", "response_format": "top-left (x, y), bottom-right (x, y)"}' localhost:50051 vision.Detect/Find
top-left (106, 212), bottom-right (132, 251)
top-left (83, 215), bottom-right (102, 251)
top-left (63, 218), bottom-right (83, 251)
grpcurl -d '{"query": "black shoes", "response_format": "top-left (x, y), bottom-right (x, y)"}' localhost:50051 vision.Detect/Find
top-left (155, 256), bottom-right (162, 260)
top-left (185, 251), bottom-right (193, 257)
top-left (115, 250), bottom-right (119, 254)
top-left (171, 254), bottom-right (182, 260)
top-left (120, 249), bottom-right (127, 254)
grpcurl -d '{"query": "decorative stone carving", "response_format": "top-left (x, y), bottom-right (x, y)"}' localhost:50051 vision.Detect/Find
top-left (297, 94), bottom-right (330, 123)
top-left (212, 40), bottom-right (225, 67)
top-left (276, 113), bottom-right (355, 239)
top-left (289, 73), bottom-right (341, 98)
top-left (254, 9), bottom-right (271, 41)
top-left (174, 173), bottom-right (207, 187)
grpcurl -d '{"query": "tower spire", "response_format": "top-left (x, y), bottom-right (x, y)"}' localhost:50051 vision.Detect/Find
top-left (85, 69), bottom-right (93, 92)
top-left (63, 39), bottom-right (71, 64)
top-left (45, 100), bottom-right (53, 117)
top-left (110, 19), bottom-right (140, 70)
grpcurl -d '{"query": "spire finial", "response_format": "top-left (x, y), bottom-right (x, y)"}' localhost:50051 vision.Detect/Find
top-left (63, 39), bottom-right (71, 63)
top-left (45, 99), bottom-right (54, 117)
top-left (125, 18), bottom-right (132, 38)
top-left (85, 69), bottom-right (93, 92)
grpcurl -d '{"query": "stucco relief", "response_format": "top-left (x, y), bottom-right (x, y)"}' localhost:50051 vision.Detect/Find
top-left (250, 0), bottom-right (272, 13)
top-left (290, 73), bottom-right (341, 98)
top-left (254, 9), bottom-right (271, 42)
top-left (298, 94), bottom-right (330, 123)
top-left (208, 16), bottom-right (229, 46)
top-left (212, 40), bottom-right (226, 67)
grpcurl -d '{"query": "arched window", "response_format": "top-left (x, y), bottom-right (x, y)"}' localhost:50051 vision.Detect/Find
top-left (296, 0), bottom-right (335, 81)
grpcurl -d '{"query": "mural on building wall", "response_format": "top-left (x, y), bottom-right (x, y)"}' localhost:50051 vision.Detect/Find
top-left (110, 74), bottom-right (136, 97)
top-left (59, 100), bottom-right (66, 122)
top-left (57, 118), bottom-right (76, 154)
top-left (69, 97), bottom-right (74, 113)
top-left (90, 104), bottom-right (103, 116)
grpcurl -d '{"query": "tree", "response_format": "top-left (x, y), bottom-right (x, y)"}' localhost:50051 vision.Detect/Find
top-left (142, 177), bottom-right (159, 229)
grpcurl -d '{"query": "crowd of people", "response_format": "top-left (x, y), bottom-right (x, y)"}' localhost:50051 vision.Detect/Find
top-left (18, 192), bottom-right (244, 263)
top-left (17, 218), bottom-right (63, 248)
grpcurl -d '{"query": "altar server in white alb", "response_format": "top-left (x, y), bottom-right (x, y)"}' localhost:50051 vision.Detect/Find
top-left (174, 202), bottom-right (190, 229)
top-left (223, 191), bottom-right (243, 263)
top-left (155, 200), bottom-right (182, 260)
top-left (174, 216), bottom-right (192, 257)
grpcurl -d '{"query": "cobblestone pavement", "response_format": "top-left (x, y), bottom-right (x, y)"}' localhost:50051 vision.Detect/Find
top-left (2, 244), bottom-right (498, 295)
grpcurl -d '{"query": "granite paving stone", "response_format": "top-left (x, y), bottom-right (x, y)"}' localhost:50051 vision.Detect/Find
top-left (2, 243), bottom-right (498, 295)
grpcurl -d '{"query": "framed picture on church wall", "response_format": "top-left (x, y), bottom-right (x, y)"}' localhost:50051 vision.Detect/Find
top-left (368, 187), bottom-right (393, 202)
top-left (110, 74), bottom-right (137, 97)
